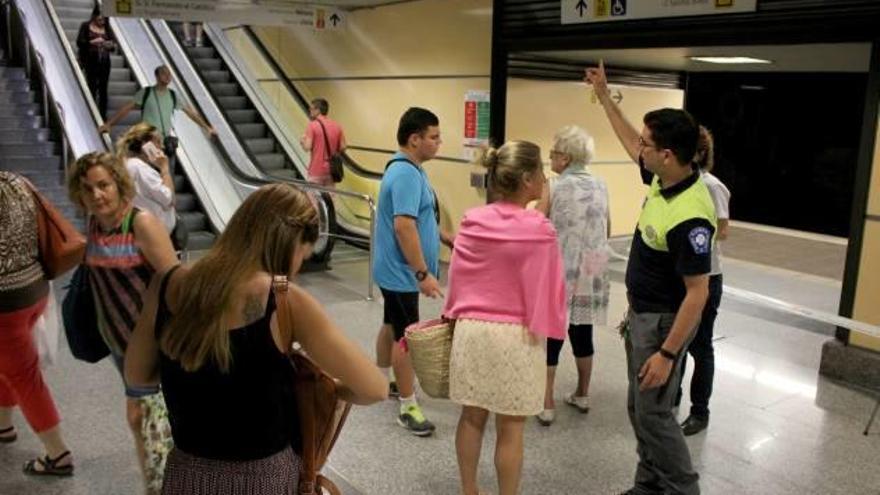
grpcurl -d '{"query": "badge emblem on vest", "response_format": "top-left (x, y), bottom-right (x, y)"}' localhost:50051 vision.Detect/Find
top-left (645, 225), bottom-right (657, 242)
top-left (688, 226), bottom-right (711, 255)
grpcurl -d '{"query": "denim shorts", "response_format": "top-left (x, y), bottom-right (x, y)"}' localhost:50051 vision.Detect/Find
top-left (111, 353), bottom-right (161, 399)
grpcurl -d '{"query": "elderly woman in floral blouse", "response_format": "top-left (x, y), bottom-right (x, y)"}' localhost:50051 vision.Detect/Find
top-left (536, 125), bottom-right (611, 425)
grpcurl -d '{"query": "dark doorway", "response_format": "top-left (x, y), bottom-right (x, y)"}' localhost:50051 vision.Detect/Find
top-left (686, 72), bottom-right (867, 237)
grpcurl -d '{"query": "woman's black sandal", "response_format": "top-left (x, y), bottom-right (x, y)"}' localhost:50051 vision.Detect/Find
top-left (23, 450), bottom-right (73, 476)
top-left (0, 426), bottom-right (16, 444)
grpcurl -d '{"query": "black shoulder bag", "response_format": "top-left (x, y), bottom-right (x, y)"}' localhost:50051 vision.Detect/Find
top-left (316, 118), bottom-right (344, 183)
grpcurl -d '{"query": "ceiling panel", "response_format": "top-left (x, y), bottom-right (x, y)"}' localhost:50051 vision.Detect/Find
top-left (523, 44), bottom-right (872, 73)
top-left (209, 0), bottom-right (417, 8)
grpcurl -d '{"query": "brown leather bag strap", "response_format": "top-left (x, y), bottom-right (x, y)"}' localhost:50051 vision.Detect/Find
top-left (297, 371), bottom-right (319, 492)
top-left (271, 277), bottom-right (320, 495)
top-left (317, 474), bottom-right (342, 495)
top-left (272, 276), bottom-right (294, 347)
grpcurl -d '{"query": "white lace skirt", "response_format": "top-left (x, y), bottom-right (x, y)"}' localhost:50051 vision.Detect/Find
top-left (449, 319), bottom-right (544, 416)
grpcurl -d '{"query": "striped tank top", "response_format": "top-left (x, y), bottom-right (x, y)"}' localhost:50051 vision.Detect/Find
top-left (85, 207), bottom-right (153, 357)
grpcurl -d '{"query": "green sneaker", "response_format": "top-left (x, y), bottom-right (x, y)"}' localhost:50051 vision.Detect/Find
top-left (397, 403), bottom-right (435, 437)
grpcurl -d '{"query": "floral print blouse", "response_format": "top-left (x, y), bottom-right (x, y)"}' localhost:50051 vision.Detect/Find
top-left (548, 165), bottom-right (611, 326)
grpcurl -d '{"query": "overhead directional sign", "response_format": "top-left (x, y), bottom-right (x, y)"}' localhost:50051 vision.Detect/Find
top-left (106, 1), bottom-right (345, 29)
top-left (314, 7), bottom-right (345, 30)
top-left (561, 0), bottom-right (757, 25)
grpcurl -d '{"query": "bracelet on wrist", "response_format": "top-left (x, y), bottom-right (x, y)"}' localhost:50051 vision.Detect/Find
top-left (659, 347), bottom-right (677, 361)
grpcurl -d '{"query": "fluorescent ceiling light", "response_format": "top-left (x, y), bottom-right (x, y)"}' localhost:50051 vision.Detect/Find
top-left (689, 56), bottom-right (773, 64)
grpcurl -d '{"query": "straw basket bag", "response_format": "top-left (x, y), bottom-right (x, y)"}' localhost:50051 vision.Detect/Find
top-left (404, 318), bottom-right (454, 399)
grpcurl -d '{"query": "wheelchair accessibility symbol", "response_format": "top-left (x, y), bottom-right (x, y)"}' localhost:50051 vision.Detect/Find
top-left (611, 0), bottom-right (627, 16)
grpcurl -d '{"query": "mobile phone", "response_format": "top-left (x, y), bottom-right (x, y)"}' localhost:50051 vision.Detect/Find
top-left (142, 141), bottom-right (163, 162)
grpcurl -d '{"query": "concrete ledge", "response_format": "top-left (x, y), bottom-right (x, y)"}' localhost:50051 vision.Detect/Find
top-left (820, 338), bottom-right (880, 391)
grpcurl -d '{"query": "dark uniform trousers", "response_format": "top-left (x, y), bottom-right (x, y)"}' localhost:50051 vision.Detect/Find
top-left (625, 309), bottom-right (700, 495)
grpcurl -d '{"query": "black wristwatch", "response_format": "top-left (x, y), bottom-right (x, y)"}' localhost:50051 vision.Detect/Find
top-left (414, 270), bottom-right (428, 282)
top-left (659, 347), bottom-right (677, 361)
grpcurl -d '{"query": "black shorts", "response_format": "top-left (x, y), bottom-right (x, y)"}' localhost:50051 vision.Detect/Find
top-left (381, 288), bottom-right (420, 342)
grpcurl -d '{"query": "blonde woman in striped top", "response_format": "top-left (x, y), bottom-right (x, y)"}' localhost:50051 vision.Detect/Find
top-left (68, 152), bottom-right (178, 494)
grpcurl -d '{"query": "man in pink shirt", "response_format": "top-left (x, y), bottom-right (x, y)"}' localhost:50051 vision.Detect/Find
top-left (300, 98), bottom-right (347, 187)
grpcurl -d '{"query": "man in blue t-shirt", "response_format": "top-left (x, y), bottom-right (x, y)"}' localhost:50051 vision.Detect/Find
top-left (373, 107), bottom-right (452, 436)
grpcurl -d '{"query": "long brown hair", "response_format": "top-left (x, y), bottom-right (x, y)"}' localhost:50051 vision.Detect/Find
top-left (694, 125), bottom-right (715, 172)
top-left (160, 183), bottom-right (319, 372)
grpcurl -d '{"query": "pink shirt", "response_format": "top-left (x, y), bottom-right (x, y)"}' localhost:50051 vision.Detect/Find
top-left (443, 202), bottom-right (568, 340)
top-left (305, 116), bottom-right (344, 178)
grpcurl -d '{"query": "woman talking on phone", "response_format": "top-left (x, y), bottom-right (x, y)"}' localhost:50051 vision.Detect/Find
top-left (117, 123), bottom-right (177, 236)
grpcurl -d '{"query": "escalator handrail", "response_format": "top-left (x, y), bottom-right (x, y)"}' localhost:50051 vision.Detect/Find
top-left (346, 144), bottom-right (472, 165)
top-left (39, 0), bottom-right (112, 151)
top-left (238, 25), bottom-right (384, 181)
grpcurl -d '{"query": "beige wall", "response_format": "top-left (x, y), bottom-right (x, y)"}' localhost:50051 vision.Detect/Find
top-left (868, 117), bottom-right (880, 216)
top-left (251, 0), bottom-right (492, 162)
top-left (850, 113), bottom-right (880, 352)
top-left (235, 0), bottom-right (493, 259)
top-left (507, 79), bottom-right (685, 236)
top-left (850, 220), bottom-right (880, 351)
top-left (254, 0), bottom-right (492, 78)
top-left (229, 0), bottom-right (682, 248)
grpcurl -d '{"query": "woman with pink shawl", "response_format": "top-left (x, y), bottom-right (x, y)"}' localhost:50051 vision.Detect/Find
top-left (443, 141), bottom-right (567, 495)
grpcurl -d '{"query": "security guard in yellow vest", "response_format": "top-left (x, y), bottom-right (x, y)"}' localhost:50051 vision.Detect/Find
top-left (587, 61), bottom-right (714, 495)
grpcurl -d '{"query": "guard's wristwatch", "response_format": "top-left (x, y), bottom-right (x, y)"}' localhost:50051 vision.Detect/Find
top-left (414, 270), bottom-right (428, 282)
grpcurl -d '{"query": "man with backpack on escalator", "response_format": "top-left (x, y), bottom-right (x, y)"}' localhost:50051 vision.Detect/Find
top-left (99, 65), bottom-right (216, 176)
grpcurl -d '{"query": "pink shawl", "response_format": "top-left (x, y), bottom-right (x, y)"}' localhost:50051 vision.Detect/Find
top-left (443, 202), bottom-right (567, 340)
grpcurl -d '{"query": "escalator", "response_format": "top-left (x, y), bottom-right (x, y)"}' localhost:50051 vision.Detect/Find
top-left (168, 23), bottom-right (300, 181)
top-left (40, 1), bottom-right (338, 266)
top-left (151, 21), bottom-right (379, 252)
top-left (0, 51), bottom-right (83, 231)
top-left (49, 0), bottom-right (216, 250)
top-left (139, 20), bottom-right (336, 266)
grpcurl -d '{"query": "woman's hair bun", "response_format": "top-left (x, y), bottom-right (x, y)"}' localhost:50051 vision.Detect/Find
top-left (481, 147), bottom-right (500, 170)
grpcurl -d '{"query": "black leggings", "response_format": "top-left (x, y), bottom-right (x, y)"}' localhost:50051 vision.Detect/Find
top-left (546, 324), bottom-right (594, 366)
top-left (83, 56), bottom-right (111, 119)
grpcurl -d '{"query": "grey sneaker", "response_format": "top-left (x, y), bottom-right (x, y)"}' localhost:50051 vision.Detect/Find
top-left (397, 404), bottom-right (435, 437)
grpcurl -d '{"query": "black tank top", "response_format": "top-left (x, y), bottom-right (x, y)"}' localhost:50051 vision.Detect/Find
top-left (155, 268), bottom-right (299, 460)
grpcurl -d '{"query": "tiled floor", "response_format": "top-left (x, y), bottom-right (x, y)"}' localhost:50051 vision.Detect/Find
top-left (2, 239), bottom-right (878, 495)
top-left (722, 224), bottom-right (847, 281)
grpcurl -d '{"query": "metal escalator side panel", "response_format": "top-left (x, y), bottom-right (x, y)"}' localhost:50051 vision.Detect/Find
top-left (14, 0), bottom-right (105, 157)
top-left (40, 0), bottom-right (111, 151)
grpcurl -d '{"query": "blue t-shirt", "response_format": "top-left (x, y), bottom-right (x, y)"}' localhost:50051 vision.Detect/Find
top-left (372, 153), bottom-right (440, 292)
